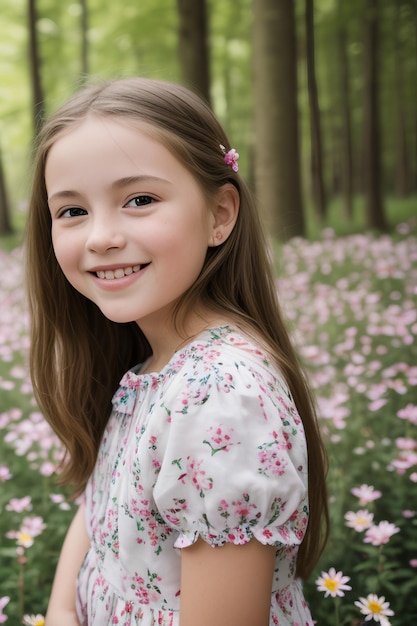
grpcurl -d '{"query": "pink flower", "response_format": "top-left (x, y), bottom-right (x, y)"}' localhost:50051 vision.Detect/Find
top-left (364, 521), bottom-right (400, 546)
top-left (0, 466), bottom-right (12, 482)
top-left (222, 147), bottom-right (239, 172)
top-left (0, 596), bottom-right (10, 623)
top-left (345, 509), bottom-right (374, 532)
top-left (397, 404), bottom-right (417, 425)
top-left (368, 398), bottom-right (388, 412)
top-left (6, 516), bottom-right (47, 549)
top-left (351, 484), bottom-right (382, 505)
top-left (390, 451), bottom-right (417, 473)
top-left (396, 437), bottom-right (416, 450)
top-left (21, 516), bottom-right (46, 536)
top-left (5, 496), bottom-right (32, 513)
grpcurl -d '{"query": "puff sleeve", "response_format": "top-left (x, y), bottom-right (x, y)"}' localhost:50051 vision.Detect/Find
top-left (151, 348), bottom-right (309, 550)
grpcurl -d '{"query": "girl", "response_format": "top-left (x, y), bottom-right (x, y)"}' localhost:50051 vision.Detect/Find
top-left (26, 77), bottom-right (328, 626)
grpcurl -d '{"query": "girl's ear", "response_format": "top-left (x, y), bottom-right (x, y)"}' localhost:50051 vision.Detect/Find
top-left (208, 183), bottom-right (240, 247)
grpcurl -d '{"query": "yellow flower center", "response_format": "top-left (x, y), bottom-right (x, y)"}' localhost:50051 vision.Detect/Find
top-left (35, 621), bottom-right (45, 626)
top-left (368, 600), bottom-right (382, 614)
top-left (17, 532), bottom-right (32, 544)
top-left (324, 579), bottom-right (338, 593)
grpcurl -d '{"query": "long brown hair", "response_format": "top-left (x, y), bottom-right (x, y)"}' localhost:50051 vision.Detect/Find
top-left (26, 77), bottom-right (328, 579)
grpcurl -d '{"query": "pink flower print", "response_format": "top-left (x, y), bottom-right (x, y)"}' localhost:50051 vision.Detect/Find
top-left (203, 425), bottom-right (238, 455)
top-left (204, 348), bottom-right (222, 363)
top-left (192, 381), bottom-right (211, 403)
top-left (150, 376), bottom-right (159, 390)
top-left (185, 457), bottom-right (213, 495)
top-left (166, 497), bottom-right (188, 526)
top-left (232, 497), bottom-right (257, 522)
top-left (132, 571), bottom-right (162, 604)
top-left (176, 394), bottom-right (190, 414)
top-left (132, 575), bottom-right (149, 604)
top-left (218, 499), bottom-right (230, 520)
top-left (258, 444), bottom-right (287, 477)
top-left (278, 526), bottom-right (291, 542)
top-left (272, 429), bottom-right (292, 450)
top-left (124, 602), bottom-right (133, 613)
top-left (227, 528), bottom-right (249, 544)
top-left (152, 458), bottom-right (162, 472)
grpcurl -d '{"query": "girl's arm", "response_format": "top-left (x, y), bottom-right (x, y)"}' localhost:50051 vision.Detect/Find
top-left (45, 503), bottom-right (90, 626)
top-left (180, 537), bottom-right (276, 626)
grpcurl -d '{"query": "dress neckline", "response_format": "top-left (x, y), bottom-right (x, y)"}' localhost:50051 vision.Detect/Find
top-left (134, 324), bottom-right (234, 379)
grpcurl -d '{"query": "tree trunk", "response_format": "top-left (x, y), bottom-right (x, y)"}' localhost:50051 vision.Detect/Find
top-left (336, 0), bottom-right (353, 220)
top-left (176, 0), bottom-right (211, 104)
top-left (393, 5), bottom-right (410, 197)
top-left (253, 0), bottom-right (305, 241)
top-left (305, 0), bottom-right (326, 221)
top-left (0, 144), bottom-right (13, 235)
top-left (80, 0), bottom-right (89, 80)
top-left (414, 0), bottom-right (417, 191)
top-left (28, 0), bottom-right (45, 138)
top-left (363, 0), bottom-right (388, 231)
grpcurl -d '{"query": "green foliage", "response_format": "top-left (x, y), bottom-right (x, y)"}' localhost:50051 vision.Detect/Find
top-left (305, 194), bottom-right (417, 240)
top-left (1, 0), bottom-right (416, 222)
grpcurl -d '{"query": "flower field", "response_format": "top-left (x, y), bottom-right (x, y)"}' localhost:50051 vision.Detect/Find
top-left (1, 218), bottom-right (416, 625)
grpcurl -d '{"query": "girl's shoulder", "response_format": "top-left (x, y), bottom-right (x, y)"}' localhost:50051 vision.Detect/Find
top-left (177, 324), bottom-right (277, 374)
top-left (168, 324), bottom-right (290, 401)
top-left (114, 324), bottom-right (287, 409)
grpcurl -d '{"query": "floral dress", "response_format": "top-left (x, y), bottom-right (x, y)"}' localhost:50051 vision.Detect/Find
top-left (76, 326), bottom-right (313, 626)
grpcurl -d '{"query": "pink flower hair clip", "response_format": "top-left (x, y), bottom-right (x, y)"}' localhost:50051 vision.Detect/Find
top-left (220, 144), bottom-right (239, 172)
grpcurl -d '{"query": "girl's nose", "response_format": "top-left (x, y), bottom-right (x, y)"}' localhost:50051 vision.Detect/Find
top-left (85, 216), bottom-right (126, 253)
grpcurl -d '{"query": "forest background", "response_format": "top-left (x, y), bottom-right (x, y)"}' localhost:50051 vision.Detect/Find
top-left (0, 0), bottom-right (416, 625)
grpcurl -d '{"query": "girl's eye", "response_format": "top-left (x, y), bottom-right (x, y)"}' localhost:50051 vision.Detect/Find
top-left (125, 195), bottom-right (155, 208)
top-left (60, 207), bottom-right (87, 218)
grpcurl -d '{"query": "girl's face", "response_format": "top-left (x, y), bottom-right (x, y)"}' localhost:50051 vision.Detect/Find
top-left (45, 116), bottom-right (217, 331)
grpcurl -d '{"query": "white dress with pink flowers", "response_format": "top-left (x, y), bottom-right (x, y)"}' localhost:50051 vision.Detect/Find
top-left (76, 326), bottom-right (314, 625)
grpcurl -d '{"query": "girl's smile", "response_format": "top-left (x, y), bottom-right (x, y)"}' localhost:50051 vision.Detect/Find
top-left (46, 116), bottom-right (218, 351)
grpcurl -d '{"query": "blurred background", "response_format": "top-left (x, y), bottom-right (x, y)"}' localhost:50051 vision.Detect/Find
top-left (0, 0), bottom-right (416, 245)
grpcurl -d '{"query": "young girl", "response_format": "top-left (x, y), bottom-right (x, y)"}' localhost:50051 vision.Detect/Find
top-left (26, 77), bottom-right (328, 626)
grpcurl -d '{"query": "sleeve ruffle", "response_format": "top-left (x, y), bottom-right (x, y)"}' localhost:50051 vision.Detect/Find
top-left (152, 351), bottom-right (309, 550)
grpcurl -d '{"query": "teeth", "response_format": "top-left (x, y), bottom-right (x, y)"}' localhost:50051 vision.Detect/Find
top-left (96, 264), bottom-right (142, 280)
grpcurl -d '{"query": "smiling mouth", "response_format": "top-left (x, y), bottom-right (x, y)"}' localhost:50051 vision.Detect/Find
top-left (95, 264), bottom-right (149, 280)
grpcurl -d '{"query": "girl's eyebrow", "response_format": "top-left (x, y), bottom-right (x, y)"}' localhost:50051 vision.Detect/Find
top-left (48, 189), bottom-right (83, 203)
top-left (111, 175), bottom-right (171, 189)
top-left (48, 175), bottom-right (171, 203)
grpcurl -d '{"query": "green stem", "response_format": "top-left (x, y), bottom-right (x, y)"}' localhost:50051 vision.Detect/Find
top-left (18, 559), bottom-right (25, 618)
top-left (334, 596), bottom-right (341, 626)
top-left (377, 545), bottom-right (385, 575)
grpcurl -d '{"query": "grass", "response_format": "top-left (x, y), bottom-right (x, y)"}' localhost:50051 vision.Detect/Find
top-left (304, 193), bottom-right (417, 240)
